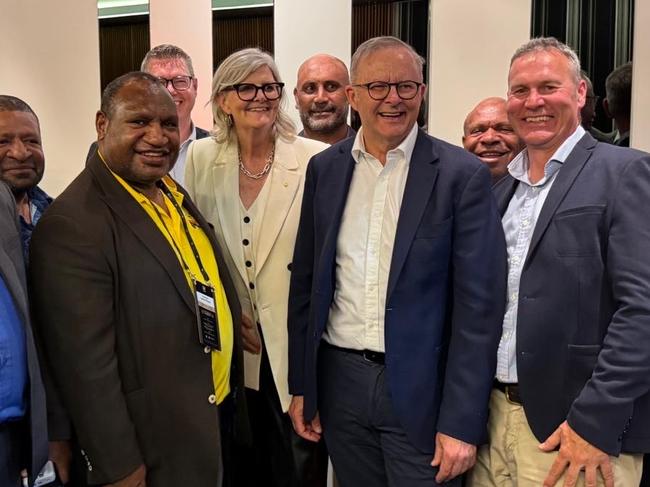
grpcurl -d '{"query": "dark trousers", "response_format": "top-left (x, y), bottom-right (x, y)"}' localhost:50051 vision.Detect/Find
top-left (230, 345), bottom-right (328, 487)
top-left (0, 420), bottom-right (26, 487)
top-left (318, 344), bottom-right (459, 487)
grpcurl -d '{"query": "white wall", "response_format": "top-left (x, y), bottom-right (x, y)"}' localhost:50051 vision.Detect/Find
top-left (0, 0), bottom-right (101, 196)
top-left (273, 0), bottom-right (353, 130)
top-left (427, 0), bottom-right (531, 145)
top-left (631, 0), bottom-right (650, 151)
top-left (149, 0), bottom-right (214, 131)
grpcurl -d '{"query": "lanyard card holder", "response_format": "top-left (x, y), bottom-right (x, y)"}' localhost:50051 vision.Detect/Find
top-left (194, 280), bottom-right (221, 351)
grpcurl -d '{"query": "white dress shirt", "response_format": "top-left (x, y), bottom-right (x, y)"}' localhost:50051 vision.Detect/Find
top-left (169, 124), bottom-right (197, 186)
top-left (497, 125), bottom-right (585, 383)
top-left (323, 123), bottom-right (419, 352)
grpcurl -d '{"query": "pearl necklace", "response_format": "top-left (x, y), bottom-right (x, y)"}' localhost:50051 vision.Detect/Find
top-left (238, 144), bottom-right (275, 180)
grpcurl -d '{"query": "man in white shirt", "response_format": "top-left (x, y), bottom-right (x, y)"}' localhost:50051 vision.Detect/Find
top-left (468, 37), bottom-right (650, 487)
top-left (287, 36), bottom-right (506, 487)
top-left (141, 44), bottom-right (210, 184)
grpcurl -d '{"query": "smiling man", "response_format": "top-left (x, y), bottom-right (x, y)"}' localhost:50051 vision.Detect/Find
top-left (288, 36), bottom-right (506, 487)
top-left (29, 72), bottom-right (246, 487)
top-left (462, 97), bottom-right (522, 182)
top-left (294, 54), bottom-right (355, 145)
top-left (0, 96), bottom-right (52, 260)
top-left (140, 45), bottom-right (210, 185)
top-left (467, 37), bottom-right (650, 487)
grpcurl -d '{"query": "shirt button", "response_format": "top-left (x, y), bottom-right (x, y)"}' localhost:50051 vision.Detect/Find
top-left (287, 263), bottom-right (292, 271)
top-left (243, 239), bottom-right (249, 246)
top-left (208, 394), bottom-right (216, 404)
top-left (204, 346), bottom-right (211, 354)
top-left (245, 260), bottom-right (252, 267)
top-left (243, 216), bottom-right (250, 223)
top-left (249, 282), bottom-right (255, 290)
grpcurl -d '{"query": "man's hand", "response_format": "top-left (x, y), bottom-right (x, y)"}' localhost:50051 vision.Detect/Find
top-left (539, 420), bottom-right (614, 487)
top-left (288, 395), bottom-right (322, 442)
top-left (241, 313), bottom-right (261, 354)
top-left (431, 432), bottom-right (477, 483)
top-left (49, 440), bottom-right (72, 484)
top-left (106, 464), bottom-right (146, 487)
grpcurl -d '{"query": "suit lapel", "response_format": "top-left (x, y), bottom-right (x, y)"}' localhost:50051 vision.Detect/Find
top-left (255, 140), bottom-right (301, 275)
top-left (88, 154), bottom-right (195, 312)
top-left (524, 134), bottom-right (595, 268)
top-left (317, 144), bottom-right (356, 293)
top-left (211, 145), bottom-right (248, 285)
top-left (386, 131), bottom-right (439, 300)
top-left (494, 176), bottom-right (519, 216)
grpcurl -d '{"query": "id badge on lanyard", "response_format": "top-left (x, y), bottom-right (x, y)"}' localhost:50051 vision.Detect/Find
top-left (194, 280), bottom-right (221, 350)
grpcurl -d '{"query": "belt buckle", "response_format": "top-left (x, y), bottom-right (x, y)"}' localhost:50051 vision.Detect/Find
top-left (504, 385), bottom-right (519, 405)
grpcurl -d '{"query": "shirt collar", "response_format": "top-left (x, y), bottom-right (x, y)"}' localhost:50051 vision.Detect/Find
top-left (180, 123), bottom-right (197, 149)
top-left (508, 125), bottom-right (586, 185)
top-left (351, 122), bottom-right (419, 165)
top-left (99, 149), bottom-right (182, 205)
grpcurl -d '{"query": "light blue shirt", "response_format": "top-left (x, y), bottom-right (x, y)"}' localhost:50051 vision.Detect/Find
top-left (0, 274), bottom-right (27, 422)
top-left (496, 125), bottom-right (586, 383)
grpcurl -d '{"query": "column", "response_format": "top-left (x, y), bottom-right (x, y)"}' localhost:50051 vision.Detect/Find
top-left (0, 0), bottom-right (101, 196)
top-left (631, 0), bottom-right (650, 151)
top-left (273, 0), bottom-right (353, 129)
top-left (149, 0), bottom-right (214, 130)
top-left (427, 0), bottom-right (531, 145)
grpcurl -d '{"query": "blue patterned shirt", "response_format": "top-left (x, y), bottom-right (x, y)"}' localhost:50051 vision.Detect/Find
top-left (19, 186), bottom-right (52, 262)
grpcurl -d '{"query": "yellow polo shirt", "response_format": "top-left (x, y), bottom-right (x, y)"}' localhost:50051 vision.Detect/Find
top-left (111, 171), bottom-right (233, 404)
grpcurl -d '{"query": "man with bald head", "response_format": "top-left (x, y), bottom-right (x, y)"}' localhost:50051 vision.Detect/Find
top-left (463, 97), bottom-right (522, 182)
top-left (294, 54), bottom-right (355, 145)
top-left (30, 72), bottom-right (246, 487)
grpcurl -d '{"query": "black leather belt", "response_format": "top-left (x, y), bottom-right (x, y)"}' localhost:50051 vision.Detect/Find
top-left (494, 381), bottom-right (522, 405)
top-left (322, 342), bottom-right (385, 365)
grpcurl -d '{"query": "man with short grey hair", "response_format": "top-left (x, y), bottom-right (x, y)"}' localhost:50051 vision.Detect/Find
top-left (141, 44), bottom-right (209, 184)
top-left (288, 36), bottom-right (506, 487)
top-left (468, 37), bottom-right (650, 487)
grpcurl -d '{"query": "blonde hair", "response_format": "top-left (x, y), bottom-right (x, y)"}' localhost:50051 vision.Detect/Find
top-left (210, 48), bottom-right (296, 143)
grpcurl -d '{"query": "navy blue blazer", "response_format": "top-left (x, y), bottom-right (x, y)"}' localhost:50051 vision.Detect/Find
top-left (493, 133), bottom-right (650, 455)
top-left (288, 130), bottom-right (507, 453)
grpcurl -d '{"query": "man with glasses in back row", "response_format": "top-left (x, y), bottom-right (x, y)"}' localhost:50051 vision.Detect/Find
top-left (288, 36), bottom-right (506, 487)
top-left (87, 44), bottom-right (208, 186)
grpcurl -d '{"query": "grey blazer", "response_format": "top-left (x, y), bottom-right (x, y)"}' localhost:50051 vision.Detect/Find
top-left (0, 182), bottom-right (48, 485)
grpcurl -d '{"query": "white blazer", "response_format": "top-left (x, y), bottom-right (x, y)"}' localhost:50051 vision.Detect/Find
top-left (184, 134), bottom-right (328, 411)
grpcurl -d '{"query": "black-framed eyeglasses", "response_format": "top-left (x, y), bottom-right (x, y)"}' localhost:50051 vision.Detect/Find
top-left (157, 76), bottom-right (193, 91)
top-left (352, 80), bottom-right (422, 100)
top-left (224, 82), bottom-right (285, 101)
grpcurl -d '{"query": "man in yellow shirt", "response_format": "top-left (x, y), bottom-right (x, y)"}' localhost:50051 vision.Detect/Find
top-left (30, 72), bottom-right (246, 487)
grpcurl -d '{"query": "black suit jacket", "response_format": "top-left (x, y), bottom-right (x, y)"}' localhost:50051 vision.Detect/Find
top-left (30, 153), bottom-right (247, 486)
top-left (493, 133), bottom-right (650, 455)
top-left (0, 182), bottom-right (48, 485)
top-left (289, 130), bottom-right (507, 452)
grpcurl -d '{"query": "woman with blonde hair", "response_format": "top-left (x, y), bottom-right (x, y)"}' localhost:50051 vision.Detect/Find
top-left (184, 47), bottom-right (328, 486)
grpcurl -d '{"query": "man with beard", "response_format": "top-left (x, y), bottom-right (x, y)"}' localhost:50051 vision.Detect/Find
top-left (294, 54), bottom-right (355, 145)
top-left (463, 97), bottom-right (522, 182)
